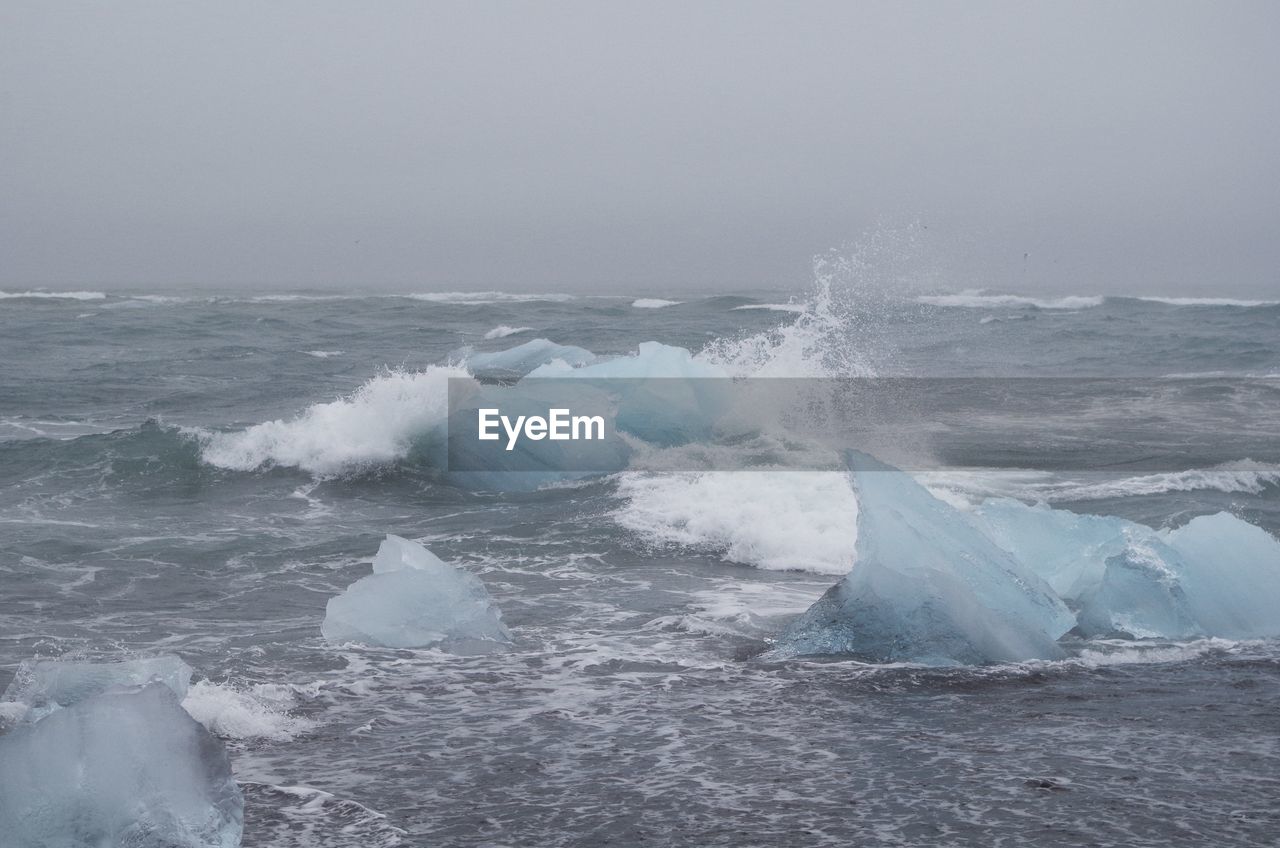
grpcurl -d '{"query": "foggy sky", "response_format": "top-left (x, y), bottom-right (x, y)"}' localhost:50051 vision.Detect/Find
top-left (2, 1), bottom-right (1277, 295)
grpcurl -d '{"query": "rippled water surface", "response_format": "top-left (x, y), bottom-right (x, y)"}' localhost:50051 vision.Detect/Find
top-left (2, 284), bottom-right (1278, 846)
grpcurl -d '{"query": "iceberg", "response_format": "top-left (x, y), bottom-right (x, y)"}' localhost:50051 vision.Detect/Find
top-left (2, 654), bottom-right (193, 724)
top-left (0, 683), bottom-right (243, 848)
top-left (465, 338), bottom-right (596, 377)
top-left (773, 452), bottom-right (1075, 664)
top-left (322, 535), bottom-right (511, 650)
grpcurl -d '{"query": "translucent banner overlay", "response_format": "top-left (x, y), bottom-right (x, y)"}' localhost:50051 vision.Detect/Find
top-left (446, 377), bottom-right (1280, 473)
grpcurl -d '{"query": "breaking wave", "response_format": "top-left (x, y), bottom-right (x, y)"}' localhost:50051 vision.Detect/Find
top-left (198, 366), bottom-right (467, 476)
top-left (613, 470), bottom-right (857, 574)
top-left (193, 262), bottom-right (878, 476)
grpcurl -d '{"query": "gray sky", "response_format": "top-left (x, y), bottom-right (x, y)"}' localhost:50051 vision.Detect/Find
top-left (2, 1), bottom-right (1277, 295)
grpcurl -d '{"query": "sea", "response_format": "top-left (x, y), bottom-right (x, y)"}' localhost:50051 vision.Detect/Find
top-left (1, 267), bottom-right (1278, 846)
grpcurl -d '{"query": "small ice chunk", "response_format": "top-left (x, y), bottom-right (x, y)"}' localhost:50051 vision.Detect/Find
top-left (2, 655), bottom-right (193, 722)
top-left (322, 535), bottom-right (511, 649)
top-left (0, 683), bottom-right (244, 848)
top-left (773, 451), bottom-right (1074, 664)
top-left (526, 342), bottom-right (730, 445)
top-left (466, 338), bottom-right (596, 377)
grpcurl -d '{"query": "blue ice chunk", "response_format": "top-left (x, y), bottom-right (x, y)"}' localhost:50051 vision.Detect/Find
top-left (465, 338), bottom-right (596, 377)
top-left (970, 499), bottom-right (1134, 598)
top-left (773, 452), bottom-right (1075, 664)
top-left (0, 683), bottom-right (243, 848)
top-left (322, 535), bottom-right (511, 650)
top-left (1074, 533), bottom-right (1202, 639)
top-left (2, 655), bottom-right (193, 724)
top-left (526, 342), bottom-right (730, 445)
top-left (974, 499), bottom-right (1280, 639)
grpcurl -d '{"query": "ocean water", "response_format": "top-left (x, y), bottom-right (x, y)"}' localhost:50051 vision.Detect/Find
top-left (1, 280), bottom-right (1279, 846)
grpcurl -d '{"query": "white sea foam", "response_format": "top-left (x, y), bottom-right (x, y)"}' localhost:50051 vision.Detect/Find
top-left (182, 680), bottom-right (317, 742)
top-left (483, 325), bottom-right (534, 339)
top-left (613, 470), bottom-right (857, 575)
top-left (305, 350), bottom-right (343, 358)
top-left (916, 290), bottom-right (1105, 309)
top-left (1070, 638), bottom-right (1242, 668)
top-left (199, 365), bottom-right (471, 476)
top-left (631, 298), bottom-right (682, 308)
top-left (0, 290), bottom-right (107, 301)
top-left (646, 581), bottom-right (829, 638)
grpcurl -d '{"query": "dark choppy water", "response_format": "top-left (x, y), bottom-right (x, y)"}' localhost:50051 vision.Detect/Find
top-left (1, 282), bottom-right (1278, 846)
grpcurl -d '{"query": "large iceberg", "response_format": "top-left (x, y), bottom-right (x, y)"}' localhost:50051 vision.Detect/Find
top-left (322, 534), bottom-right (512, 650)
top-left (0, 682), bottom-right (244, 848)
top-left (773, 452), bottom-right (1075, 664)
top-left (3, 654), bottom-right (192, 720)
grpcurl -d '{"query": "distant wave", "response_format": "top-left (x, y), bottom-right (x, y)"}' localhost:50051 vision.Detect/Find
top-left (406, 291), bottom-right (576, 304)
top-left (731, 303), bottom-right (807, 313)
top-left (1132, 296), bottom-right (1280, 307)
top-left (1055, 462), bottom-right (1280, 500)
top-left (920, 460), bottom-right (1280, 505)
top-left (483, 325), bottom-right (533, 340)
top-left (631, 298), bottom-right (682, 308)
top-left (918, 289), bottom-right (1278, 310)
top-left (0, 290), bottom-right (106, 301)
top-left (917, 290), bottom-right (1104, 309)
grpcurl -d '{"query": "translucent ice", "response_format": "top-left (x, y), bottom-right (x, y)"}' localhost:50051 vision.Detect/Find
top-left (0, 683), bottom-right (243, 848)
top-left (773, 452), bottom-right (1075, 664)
top-left (2, 654), bottom-right (193, 724)
top-left (1074, 533), bottom-right (1201, 639)
top-left (527, 342), bottom-right (730, 445)
top-left (973, 499), bottom-right (1280, 640)
top-left (322, 535), bottom-right (511, 649)
top-left (1164, 512), bottom-right (1280, 639)
top-left (466, 338), bottom-right (596, 377)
